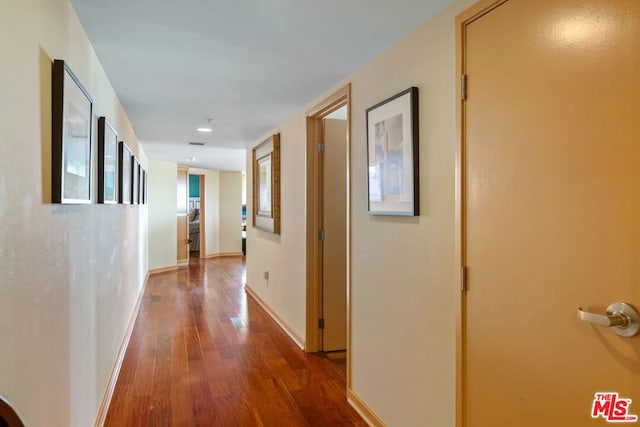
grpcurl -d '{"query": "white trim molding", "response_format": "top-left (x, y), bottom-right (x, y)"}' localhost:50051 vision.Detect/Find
top-left (244, 283), bottom-right (305, 350)
top-left (94, 273), bottom-right (149, 426)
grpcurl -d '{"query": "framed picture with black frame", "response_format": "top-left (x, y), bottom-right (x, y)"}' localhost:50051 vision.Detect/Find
top-left (118, 141), bottom-right (133, 204)
top-left (366, 87), bottom-right (419, 216)
top-left (139, 169), bottom-right (144, 205)
top-left (97, 117), bottom-right (118, 204)
top-left (132, 157), bottom-right (140, 205)
top-left (140, 168), bottom-right (147, 205)
top-left (143, 169), bottom-right (148, 204)
top-left (51, 59), bottom-right (93, 204)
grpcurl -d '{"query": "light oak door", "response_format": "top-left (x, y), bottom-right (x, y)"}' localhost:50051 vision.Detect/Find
top-left (462, 0), bottom-right (640, 426)
top-left (177, 165), bottom-right (189, 264)
top-left (322, 118), bottom-right (348, 351)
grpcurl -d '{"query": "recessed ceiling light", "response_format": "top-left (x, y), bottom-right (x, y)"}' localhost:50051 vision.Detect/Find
top-left (185, 157), bottom-right (196, 162)
top-left (197, 118), bottom-right (213, 133)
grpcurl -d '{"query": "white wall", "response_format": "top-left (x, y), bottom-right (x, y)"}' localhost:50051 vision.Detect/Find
top-left (148, 167), bottom-right (243, 266)
top-left (348, 2), bottom-right (475, 423)
top-left (202, 169), bottom-right (220, 256)
top-left (245, 118), bottom-right (309, 344)
top-left (148, 160), bottom-right (177, 270)
top-left (246, 0), bottom-right (476, 424)
top-left (195, 169), bottom-right (242, 256)
top-left (0, 1), bottom-right (148, 426)
top-left (219, 171), bottom-right (243, 254)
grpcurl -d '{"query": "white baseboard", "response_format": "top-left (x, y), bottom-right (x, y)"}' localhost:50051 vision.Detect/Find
top-left (94, 273), bottom-right (148, 426)
top-left (205, 252), bottom-right (244, 259)
top-left (244, 283), bottom-right (305, 350)
top-left (148, 265), bottom-right (178, 275)
top-left (347, 389), bottom-right (386, 427)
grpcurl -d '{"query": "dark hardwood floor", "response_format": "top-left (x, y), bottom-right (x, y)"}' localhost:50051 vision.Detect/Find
top-left (104, 257), bottom-right (364, 426)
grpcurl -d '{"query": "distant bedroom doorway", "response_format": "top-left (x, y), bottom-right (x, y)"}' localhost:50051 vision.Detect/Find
top-left (188, 173), bottom-right (205, 258)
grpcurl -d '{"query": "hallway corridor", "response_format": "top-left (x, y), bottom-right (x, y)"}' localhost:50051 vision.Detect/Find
top-left (104, 257), bottom-right (364, 426)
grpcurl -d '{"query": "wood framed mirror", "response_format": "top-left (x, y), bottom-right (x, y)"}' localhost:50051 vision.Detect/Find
top-left (252, 133), bottom-right (280, 234)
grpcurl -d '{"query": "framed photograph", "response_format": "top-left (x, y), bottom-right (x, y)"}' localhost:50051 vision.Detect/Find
top-left (51, 59), bottom-right (93, 204)
top-left (144, 170), bottom-right (148, 204)
top-left (136, 163), bottom-right (143, 205)
top-left (366, 87), bottom-right (419, 216)
top-left (252, 133), bottom-right (281, 234)
top-left (144, 169), bottom-right (148, 204)
top-left (132, 157), bottom-right (140, 205)
top-left (118, 141), bottom-right (133, 204)
top-left (141, 169), bottom-right (147, 205)
top-left (97, 117), bottom-right (118, 204)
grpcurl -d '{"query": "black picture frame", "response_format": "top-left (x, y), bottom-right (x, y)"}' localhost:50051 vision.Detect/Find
top-left (143, 169), bottom-right (148, 204)
top-left (118, 141), bottom-right (133, 204)
top-left (140, 169), bottom-right (145, 205)
top-left (140, 167), bottom-right (147, 205)
top-left (51, 59), bottom-right (93, 204)
top-left (365, 87), bottom-right (419, 216)
top-left (132, 157), bottom-right (140, 205)
top-left (97, 117), bottom-right (118, 204)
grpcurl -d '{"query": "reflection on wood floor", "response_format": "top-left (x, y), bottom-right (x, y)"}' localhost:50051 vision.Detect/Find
top-left (104, 256), bottom-right (364, 426)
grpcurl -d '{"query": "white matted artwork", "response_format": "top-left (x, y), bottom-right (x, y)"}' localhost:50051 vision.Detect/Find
top-left (51, 59), bottom-right (93, 204)
top-left (97, 117), bottom-right (118, 204)
top-left (118, 141), bottom-right (133, 204)
top-left (366, 87), bottom-right (419, 215)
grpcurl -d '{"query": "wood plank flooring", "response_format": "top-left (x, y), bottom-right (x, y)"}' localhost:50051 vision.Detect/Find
top-left (104, 257), bottom-right (365, 426)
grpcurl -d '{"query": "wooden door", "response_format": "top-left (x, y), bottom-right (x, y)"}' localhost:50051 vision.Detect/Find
top-left (177, 165), bottom-right (189, 264)
top-left (462, 0), bottom-right (640, 425)
top-left (322, 118), bottom-right (348, 351)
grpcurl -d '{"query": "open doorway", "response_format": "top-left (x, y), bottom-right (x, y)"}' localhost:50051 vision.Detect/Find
top-left (305, 84), bottom-right (351, 386)
top-left (322, 106), bottom-right (348, 352)
top-left (187, 173), bottom-right (206, 259)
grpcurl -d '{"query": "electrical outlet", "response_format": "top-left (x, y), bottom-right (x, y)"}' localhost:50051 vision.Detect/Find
top-left (263, 271), bottom-right (269, 280)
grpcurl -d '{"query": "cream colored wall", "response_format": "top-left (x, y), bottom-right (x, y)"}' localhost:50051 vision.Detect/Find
top-left (219, 171), bottom-right (243, 254)
top-left (162, 169), bottom-right (242, 260)
top-left (0, 0), bottom-right (148, 426)
top-left (246, 117), bottom-right (309, 344)
top-left (148, 160), bottom-right (177, 270)
top-left (201, 169), bottom-right (220, 256)
top-left (150, 167), bottom-right (241, 261)
top-left (246, 0), bottom-right (476, 424)
top-left (349, 1), bottom-right (475, 423)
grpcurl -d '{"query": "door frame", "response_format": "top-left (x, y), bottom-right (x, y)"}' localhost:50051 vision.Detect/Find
top-left (177, 164), bottom-right (190, 265)
top-left (305, 83), bottom-right (351, 375)
top-left (455, 1), bottom-right (515, 426)
top-left (184, 171), bottom-right (207, 259)
top-left (198, 174), bottom-right (206, 258)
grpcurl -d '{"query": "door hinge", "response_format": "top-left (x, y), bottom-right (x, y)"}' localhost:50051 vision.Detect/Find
top-left (318, 229), bottom-right (325, 241)
top-left (318, 142), bottom-right (325, 153)
top-left (461, 74), bottom-right (468, 101)
top-left (461, 265), bottom-right (468, 292)
top-left (318, 318), bottom-right (325, 329)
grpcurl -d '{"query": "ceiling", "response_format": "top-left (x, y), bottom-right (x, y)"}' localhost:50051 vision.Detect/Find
top-left (71, 0), bottom-right (454, 171)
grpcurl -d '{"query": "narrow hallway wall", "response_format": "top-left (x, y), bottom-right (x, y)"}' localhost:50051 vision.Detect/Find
top-left (246, 0), bottom-right (476, 424)
top-left (0, 0), bottom-right (148, 425)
